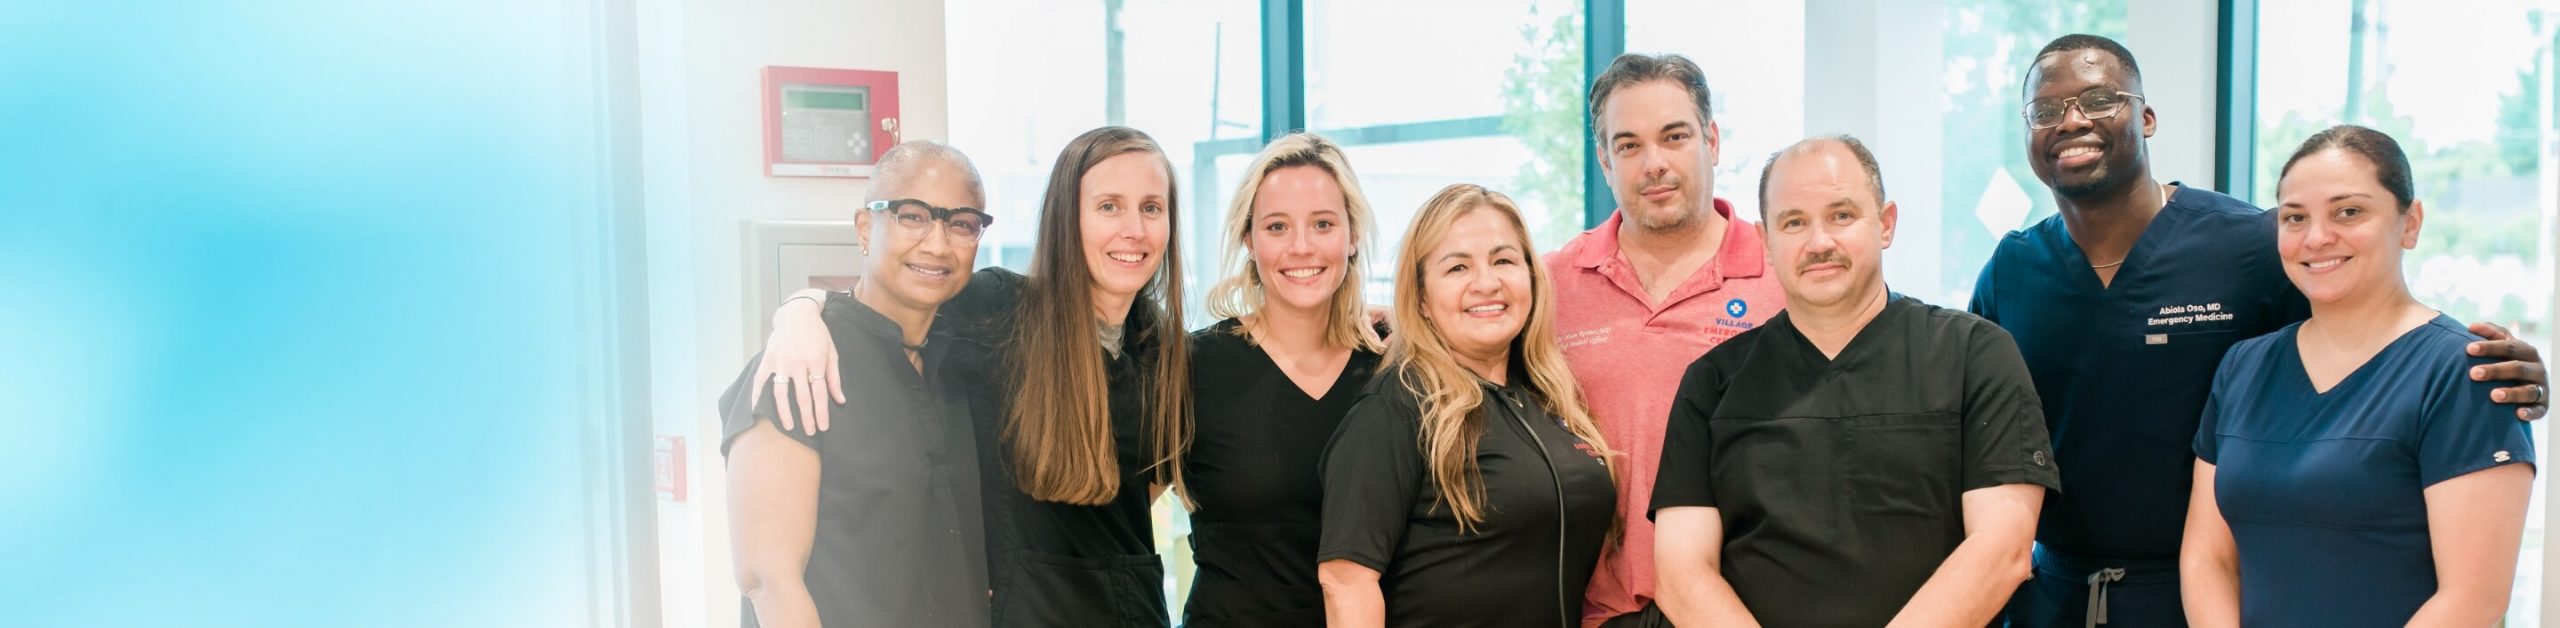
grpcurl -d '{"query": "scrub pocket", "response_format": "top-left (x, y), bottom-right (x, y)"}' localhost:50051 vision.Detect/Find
top-left (1842, 412), bottom-right (1962, 520)
top-left (995, 551), bottom-right (1169, 628)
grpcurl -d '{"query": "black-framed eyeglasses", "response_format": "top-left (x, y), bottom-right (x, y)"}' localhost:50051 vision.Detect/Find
top-left (866, 199), bottom-right (993, 242)
top-left (2023, 91), bottom-right (2144, 130)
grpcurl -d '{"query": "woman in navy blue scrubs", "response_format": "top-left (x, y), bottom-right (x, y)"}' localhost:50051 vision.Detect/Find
top-left (2180, 125), bottom-right (2537, 628)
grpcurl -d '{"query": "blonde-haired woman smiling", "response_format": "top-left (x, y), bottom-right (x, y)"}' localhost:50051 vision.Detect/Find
top-left (1181, 131), bottom-right (1386, 627)
top-left (1316, 183), bottom-right (1617, 628)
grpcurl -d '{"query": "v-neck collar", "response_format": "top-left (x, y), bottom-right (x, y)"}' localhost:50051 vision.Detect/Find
top-left (2054, 182), bottom-right (2188, 295)
top-left (1218, 318), bottom-right (1367, 404)
top-left (1775, 293), bottom-right (1909, 371)
top-left (2284, 315), bottom-right (2445, 397)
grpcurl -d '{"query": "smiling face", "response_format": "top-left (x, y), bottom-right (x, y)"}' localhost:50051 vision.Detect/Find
top-left (1597, 79), bottom-right (1721, 232)
top-left (2275, 148), bottom-right (2422, 307)
top-left (1249, 165), bottom-right (1355, 315)
top-left (1420, 207), bottom-right (1534, 366)
top-left (856, 160), bottom-right (983, 319)
top-left (1078, 151), bottom-right (1174, 311)
top-left (2024, 49), bottom-right (2154, 200)
top-left (1760, 142), bottom-right (1896, 312)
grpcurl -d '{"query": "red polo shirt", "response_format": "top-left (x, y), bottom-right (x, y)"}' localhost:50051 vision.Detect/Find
top-left (1545, 200), bottom-right (1785, 626)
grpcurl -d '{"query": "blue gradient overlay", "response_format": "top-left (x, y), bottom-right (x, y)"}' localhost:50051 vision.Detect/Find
top-left (4, 3), bottom-right (617, 625)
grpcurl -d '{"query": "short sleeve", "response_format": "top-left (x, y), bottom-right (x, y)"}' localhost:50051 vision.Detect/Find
top-left (1648, 356), bottom-right (1729, 518)
top-left (716, 352), bottom-right (820, 456)
top-left (1316, 391), bottom-right (1426, 573)
top-left (1958, 324), bottom-right (2061, 492)
top-left (2416, 354), bottom-right (2537, 487)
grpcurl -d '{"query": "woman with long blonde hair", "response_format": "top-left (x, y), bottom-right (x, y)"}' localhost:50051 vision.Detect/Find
top-left (1181, 131), bottom-right (1388, 627)
top-left (1315, 184), bottom-right (1618, 628)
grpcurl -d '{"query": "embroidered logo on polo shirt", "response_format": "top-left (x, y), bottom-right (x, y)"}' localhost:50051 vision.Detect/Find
top-left (2496, 450), bottom-right (2513, 463)
top-left (1725, 298), bottom-right (1749, 319)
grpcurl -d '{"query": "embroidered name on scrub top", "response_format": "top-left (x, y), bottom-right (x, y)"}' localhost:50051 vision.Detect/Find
top-left (2144, 302), bottom-right (2239, 344)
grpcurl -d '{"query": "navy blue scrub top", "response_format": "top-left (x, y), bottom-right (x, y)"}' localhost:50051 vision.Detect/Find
top-left (1969, 183), bottom-right (2311, 561)
top-left (2196, 315), bottom-right (2534, 627)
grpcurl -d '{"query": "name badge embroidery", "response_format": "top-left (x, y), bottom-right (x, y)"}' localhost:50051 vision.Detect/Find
top-left (2146, 302), bottom-right (2235, 329)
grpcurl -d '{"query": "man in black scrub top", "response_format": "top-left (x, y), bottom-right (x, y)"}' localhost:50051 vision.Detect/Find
top-left (1974, 35), bottom-right (2550, 627)
top-left (1653, 135), bottom-right (2058, 627)
top-left (719, 141), bottom-right (994, 628)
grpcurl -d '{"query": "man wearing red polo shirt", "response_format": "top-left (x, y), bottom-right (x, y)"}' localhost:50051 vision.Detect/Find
top-left (1549, 52), bottom-right (1787, 628)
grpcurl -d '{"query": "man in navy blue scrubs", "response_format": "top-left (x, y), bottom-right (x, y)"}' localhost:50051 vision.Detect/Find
top-left (1974, 34), bottom-right (2551, 627)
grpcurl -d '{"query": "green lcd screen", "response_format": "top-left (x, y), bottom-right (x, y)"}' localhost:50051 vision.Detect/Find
top-left (785, 88), bottom-right (867, 111)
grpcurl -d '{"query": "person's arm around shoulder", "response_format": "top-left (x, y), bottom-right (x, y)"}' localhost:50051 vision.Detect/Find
top-left (756, 289), bottom-right (844, 435)
top-left (2463, 321), bottom-right (2549, 421)
top-left (726, 419), bottom-right (824, 628)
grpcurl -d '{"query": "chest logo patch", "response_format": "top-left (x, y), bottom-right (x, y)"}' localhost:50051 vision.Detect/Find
top-left (1725, 298), bottom-right (1749, 319)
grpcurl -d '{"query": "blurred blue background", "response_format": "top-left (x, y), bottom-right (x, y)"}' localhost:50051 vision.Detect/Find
top-left (0, 2), bottom-right (612, 625)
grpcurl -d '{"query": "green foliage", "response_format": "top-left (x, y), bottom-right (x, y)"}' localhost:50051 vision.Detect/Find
top-left (1499, 3), bottom-right (1586, 242)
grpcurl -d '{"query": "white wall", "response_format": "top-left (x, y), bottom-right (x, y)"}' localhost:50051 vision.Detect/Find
top-left (2126, 0), bottom-right (2221, 190)
top-left (633, 1), bottom-right (947, 626)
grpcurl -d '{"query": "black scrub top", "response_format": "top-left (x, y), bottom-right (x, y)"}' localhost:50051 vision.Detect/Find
top-left (1318, 362), bottom-right (1616, 628)
top-left (1969, 184), bottom-right (2309, 561)
top-left (1650, 295), bottom-right (2061, 627)
top-left (1182, 318), bottom-right (1382, 627)
top-left (717, 294), bottom-right (989, 628)
top-left (920, 267), bottom-right (1173, 628)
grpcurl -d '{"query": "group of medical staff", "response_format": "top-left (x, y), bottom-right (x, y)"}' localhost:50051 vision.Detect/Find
top-left (711, 33), bottom-right (2554, 628)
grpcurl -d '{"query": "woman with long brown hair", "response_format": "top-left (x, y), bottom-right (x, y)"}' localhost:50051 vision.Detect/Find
top-left (757, 126), bottom-right (1190, 627)
top-left (1315, 183), bottom-right (1618, 628)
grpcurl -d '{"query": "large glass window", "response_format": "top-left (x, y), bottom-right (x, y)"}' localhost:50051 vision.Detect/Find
top-left (945, 0), bottom-right (1261, 293)
top-left (2253, 1), bottom-right (2558, 622)
top-left (1298, 0), bottom-right (1585, 298)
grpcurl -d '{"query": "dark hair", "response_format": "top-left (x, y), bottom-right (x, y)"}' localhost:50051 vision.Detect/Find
top-left (2026, 33), bottom-right (2144, 95)
top-left (1009, 125), bottom-right (1190, 505)
top-left (2280, 124), bottom-right (2416, 211)
top-left (1757, 134), bottom-right (1887, 218)
top-left (1587, 53), bottom-right (1714, 141)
